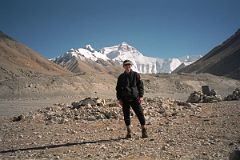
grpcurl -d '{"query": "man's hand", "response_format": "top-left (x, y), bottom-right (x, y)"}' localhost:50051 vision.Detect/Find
top-left (138, 97), bottom-right (143, 104)
top-left (118, 99), bottom-right (123, 106)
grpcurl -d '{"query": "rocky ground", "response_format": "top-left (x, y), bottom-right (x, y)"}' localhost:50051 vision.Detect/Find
top-left (1, 73), bottom-right (240, 117)
top-left (0, 96), bottom-right (239, 160)
top-left (0, 73), bottom-right (240, 159)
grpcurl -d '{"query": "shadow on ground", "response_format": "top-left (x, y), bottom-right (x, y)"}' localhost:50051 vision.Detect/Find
top-left (0, 137), bottom-right (125, 154)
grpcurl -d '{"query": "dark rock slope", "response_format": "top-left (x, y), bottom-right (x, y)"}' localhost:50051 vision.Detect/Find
top-left (178, 29), bottom-right (240, 80)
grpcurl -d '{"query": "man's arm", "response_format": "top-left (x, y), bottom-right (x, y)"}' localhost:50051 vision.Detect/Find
top-left (116, 75), bottom-right (122, 100)
top-left (116, 75), bottom-right (124, 106)
top-left (136, 73), bottom-right (144, 98)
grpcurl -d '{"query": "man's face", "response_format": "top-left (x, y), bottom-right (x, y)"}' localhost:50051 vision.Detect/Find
top-left (123, 64), bottom-right (132, 72)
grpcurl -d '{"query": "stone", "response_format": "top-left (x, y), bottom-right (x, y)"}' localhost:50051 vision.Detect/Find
top-left (114, 154), bottom-right (123, 159)
top-left (87, 116), bottom-right (96, 121)
top-left (86, 154), bottom-right (92, 158)
top-left (224, 88), bottom-right (240, 101)
top-left (109, 102), bottom-right (117, 107)
top-left (215, 95), bottom-right (222, 101)
top-left (74, 115), bottom-right (81, 120)
top-left (175, 101), bottom-right (192, 108)
top-left (55, 133), bottom-right (60, 136)
top-left (13, 115), bottom-right (25, 122)
top-left (162, 144), bottom-right (170, 151)
top-left (71, 101), bottom-right (81, 109)
top-left (100, 144), bottom-right (107, 150)
top-left (158, 107), bottom-right (165, 114)
top-left (203, 95), bottom-right (216, 103)
top-left (59, 118), bottom-right (69, 124)
top-left (77, 97), bottom-right (106, 107)
top-left (187, 91), bottom-right (202, 103)
top-left (210, 89), bottom-right (216, 96)
top-left (202, 85), bottom-right (211, 96)
top-left (96, 98), bottom-right (105, 106)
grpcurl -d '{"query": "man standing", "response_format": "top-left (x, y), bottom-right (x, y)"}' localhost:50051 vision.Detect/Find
top-left (116, 60), bottom-right (148, 138)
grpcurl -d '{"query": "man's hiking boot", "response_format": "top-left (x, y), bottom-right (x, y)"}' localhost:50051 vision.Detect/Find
top-left (125, 127), bottom-right (131, 139)
top-left (142, 128), bottom-right (148, 138)
top-left (125, 132), bottom-right (131, 139)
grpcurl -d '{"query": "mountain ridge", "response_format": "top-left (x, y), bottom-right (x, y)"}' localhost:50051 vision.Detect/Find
top-left (53, 42), bottom-right (200, 74)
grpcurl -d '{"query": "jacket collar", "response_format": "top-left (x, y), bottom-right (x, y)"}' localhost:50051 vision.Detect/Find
top-left (124, 69), bottom-right (133, 75)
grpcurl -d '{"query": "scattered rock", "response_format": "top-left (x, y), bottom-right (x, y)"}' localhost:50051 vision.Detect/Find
top-left (71, 97), bottom-right (106, 109)
top-left (187, 86), bottom-right (222, 103)
top-left (224, 88), bottom-right (240, 101)
top-left (202, 94), bottom-right (222, 103)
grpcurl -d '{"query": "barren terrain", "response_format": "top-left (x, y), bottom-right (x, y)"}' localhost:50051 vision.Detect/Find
top-left (0, 73), bottom-right (240, 159)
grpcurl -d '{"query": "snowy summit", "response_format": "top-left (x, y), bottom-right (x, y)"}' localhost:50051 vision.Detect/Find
top-left (52, 42), bottom-right (201, 73)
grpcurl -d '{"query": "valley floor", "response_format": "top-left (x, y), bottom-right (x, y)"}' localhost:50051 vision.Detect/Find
top-left (0, 101), bottom-right (239, 160)
top-left (0, 73), bottom-right (240, 159)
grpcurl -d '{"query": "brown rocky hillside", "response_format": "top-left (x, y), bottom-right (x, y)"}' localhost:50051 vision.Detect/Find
top-left (0, 31), bottom-right (69, 80)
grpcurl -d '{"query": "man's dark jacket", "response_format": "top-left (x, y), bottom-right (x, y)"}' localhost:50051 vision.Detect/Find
top-left (116, 70), bottom-right (144, 101)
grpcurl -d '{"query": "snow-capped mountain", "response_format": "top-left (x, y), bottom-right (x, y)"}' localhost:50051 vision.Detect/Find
top-left (100, 42), bottom-right (164, 73)
top-left (100, 42), bottom-right (197, 73)
top-left (52, 45), bottom-right (122, 74)
top-left (53, 44), bottom-right (109, 64)
top-left (52, 42), bottom-right (200, 74)
top-left (171, 55), bottom-right (202, 73)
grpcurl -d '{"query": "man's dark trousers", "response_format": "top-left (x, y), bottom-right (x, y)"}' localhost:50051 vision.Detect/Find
top-left (122, 99), bottom-right (146, 126)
